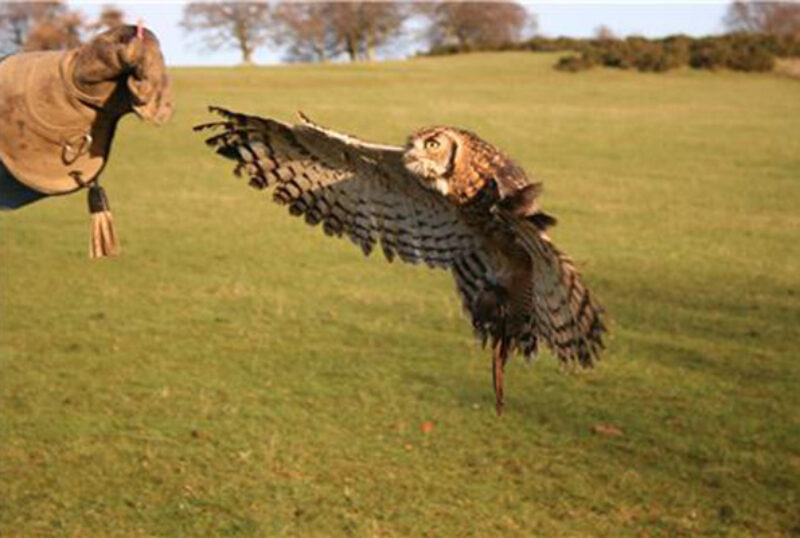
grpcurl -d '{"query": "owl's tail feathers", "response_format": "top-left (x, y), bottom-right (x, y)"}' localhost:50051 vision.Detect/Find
top-left (501, 211), bottom-right (607, 368)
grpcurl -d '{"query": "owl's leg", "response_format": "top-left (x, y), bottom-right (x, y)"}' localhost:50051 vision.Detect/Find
top-left (491, 332), bottom-right (510, 417)
top-left (474, 280), bottom-right (510, 416)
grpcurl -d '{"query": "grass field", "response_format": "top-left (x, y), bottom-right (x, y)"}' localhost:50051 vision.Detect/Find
top-left (2, 52), bottom-right (799, 536)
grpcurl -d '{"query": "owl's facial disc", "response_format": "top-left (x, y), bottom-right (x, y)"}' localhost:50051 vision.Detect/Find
top-left (402, 130), bottom-right (457, 197)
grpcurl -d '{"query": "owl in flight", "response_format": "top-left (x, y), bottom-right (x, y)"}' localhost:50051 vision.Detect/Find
top-left (196, 107), bottom-right (606, 415)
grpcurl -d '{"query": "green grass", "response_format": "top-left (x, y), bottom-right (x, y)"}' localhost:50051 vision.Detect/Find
top-left (2, 52), bottom-right (799, 536)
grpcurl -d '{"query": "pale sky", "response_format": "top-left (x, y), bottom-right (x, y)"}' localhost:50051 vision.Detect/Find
top-left (72, 1), bottom-right (731, 66)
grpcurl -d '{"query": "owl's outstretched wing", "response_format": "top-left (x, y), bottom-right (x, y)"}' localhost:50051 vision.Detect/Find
top-left (497, 208), bottom-right (606, 366)
top-left (194, 106), bottom-right (487, 271)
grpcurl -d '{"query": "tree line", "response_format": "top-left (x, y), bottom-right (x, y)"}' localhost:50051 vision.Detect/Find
top-left (0, 1), bottom-right (533, 63)
top-left (181, 1), bottom-right (533, 64)
top-left (423, 1), bottom-right (800, 74)
top-left (2, 1), bottom-right (798, 72)
top-left (551, 2), bottom-right (800, 73)
top-left (550, 33), bottom-right (799, 73)
top-left (0, 2), bottom-right (124, 55)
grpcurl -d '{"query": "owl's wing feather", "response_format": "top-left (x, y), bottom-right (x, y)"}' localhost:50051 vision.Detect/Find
top-left (195, 106), bottom-right (483, 270)
top-left (496, 208), bottom-right (606, 366)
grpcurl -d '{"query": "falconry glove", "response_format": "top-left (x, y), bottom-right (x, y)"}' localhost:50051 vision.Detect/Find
top-left (0, 24), bottom-right (172, 257)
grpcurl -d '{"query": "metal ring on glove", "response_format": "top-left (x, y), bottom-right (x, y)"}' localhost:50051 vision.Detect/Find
top-left (62, 133), bottom-right (93, 165)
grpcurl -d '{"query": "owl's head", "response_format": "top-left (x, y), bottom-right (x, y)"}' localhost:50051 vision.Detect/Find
top-left (402, 127), bottom-right (463, 196)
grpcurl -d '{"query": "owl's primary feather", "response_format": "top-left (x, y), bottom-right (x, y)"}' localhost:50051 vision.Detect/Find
top-left (195, 107), bottom-right (606, 415)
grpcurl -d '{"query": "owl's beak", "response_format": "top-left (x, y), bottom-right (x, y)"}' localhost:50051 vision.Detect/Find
top-left (402, 153), bottom-right (425, 178)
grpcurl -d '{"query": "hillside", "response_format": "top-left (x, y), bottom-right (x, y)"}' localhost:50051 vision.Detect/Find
top-left (2, 52), bottom-right (799, 536)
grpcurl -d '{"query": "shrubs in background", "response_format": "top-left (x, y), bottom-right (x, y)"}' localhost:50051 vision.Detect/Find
top-left (553, 54), bottom-right (593, 73)
top-left (424, 32), bottom-right (799, 74)
top-left (689, 34), bottom-right (775, 72)
top-left (549, 33), bottom-right (796, 73)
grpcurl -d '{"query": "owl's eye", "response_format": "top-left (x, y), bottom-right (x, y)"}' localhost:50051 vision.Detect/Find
top-left (424, 138), bottom-right (440, 150)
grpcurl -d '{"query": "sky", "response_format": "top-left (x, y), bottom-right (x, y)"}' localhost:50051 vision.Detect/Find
top-left (72, 1), bottom-right (732, 67)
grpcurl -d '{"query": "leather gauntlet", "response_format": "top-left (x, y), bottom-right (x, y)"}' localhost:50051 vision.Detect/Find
top-left (0, 25), bottom-right (172, 257)
top-left (0, 25), bottom-right (172, 195)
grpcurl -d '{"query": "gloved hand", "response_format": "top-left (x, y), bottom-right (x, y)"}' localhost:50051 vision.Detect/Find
top-left (70, 25), bottom-right (173, 124)
top-left (0, 25), bottom-right (173, 257)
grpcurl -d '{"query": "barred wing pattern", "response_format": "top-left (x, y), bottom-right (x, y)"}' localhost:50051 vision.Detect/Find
top-left (195, 106), bottom-right (493, 274)
top-left (498, 211), bottom-right (606, 365)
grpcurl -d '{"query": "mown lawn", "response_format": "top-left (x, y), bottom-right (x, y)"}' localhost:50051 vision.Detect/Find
top-left (1, 52), bottom-right (799, 536)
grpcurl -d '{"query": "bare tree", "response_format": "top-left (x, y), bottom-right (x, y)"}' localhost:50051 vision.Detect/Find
top-left (724, 1), bottom-right (800, 37)
top-left (322, 2), bottom-right (408, 62)
top-left (88, 4), bottom-right (126, 34)
top-left (271, 2), bottom-right (408, 63)
top-left (0, 1), bottom-right (77, 54)
top-left (23, 10), bottom-right (83, 52)
top-left (271, 2), bottom-right (338, 62)
top-left (419, 1), bottom-right (533, 50)
top-left (357, 2), bottom-right (409, 60)
top-left (181, 2), bottom-right (272, 64)
top-left (327, 3), bottom-right (362, 61)
top-left (594, 25), bottom-right (617, 41)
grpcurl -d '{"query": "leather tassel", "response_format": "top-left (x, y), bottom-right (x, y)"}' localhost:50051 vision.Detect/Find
top-left (87, 185), bottom-right (120, 258)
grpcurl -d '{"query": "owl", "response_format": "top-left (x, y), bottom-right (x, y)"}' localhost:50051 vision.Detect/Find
top-left (195, 107), bottom-right (606, 415)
